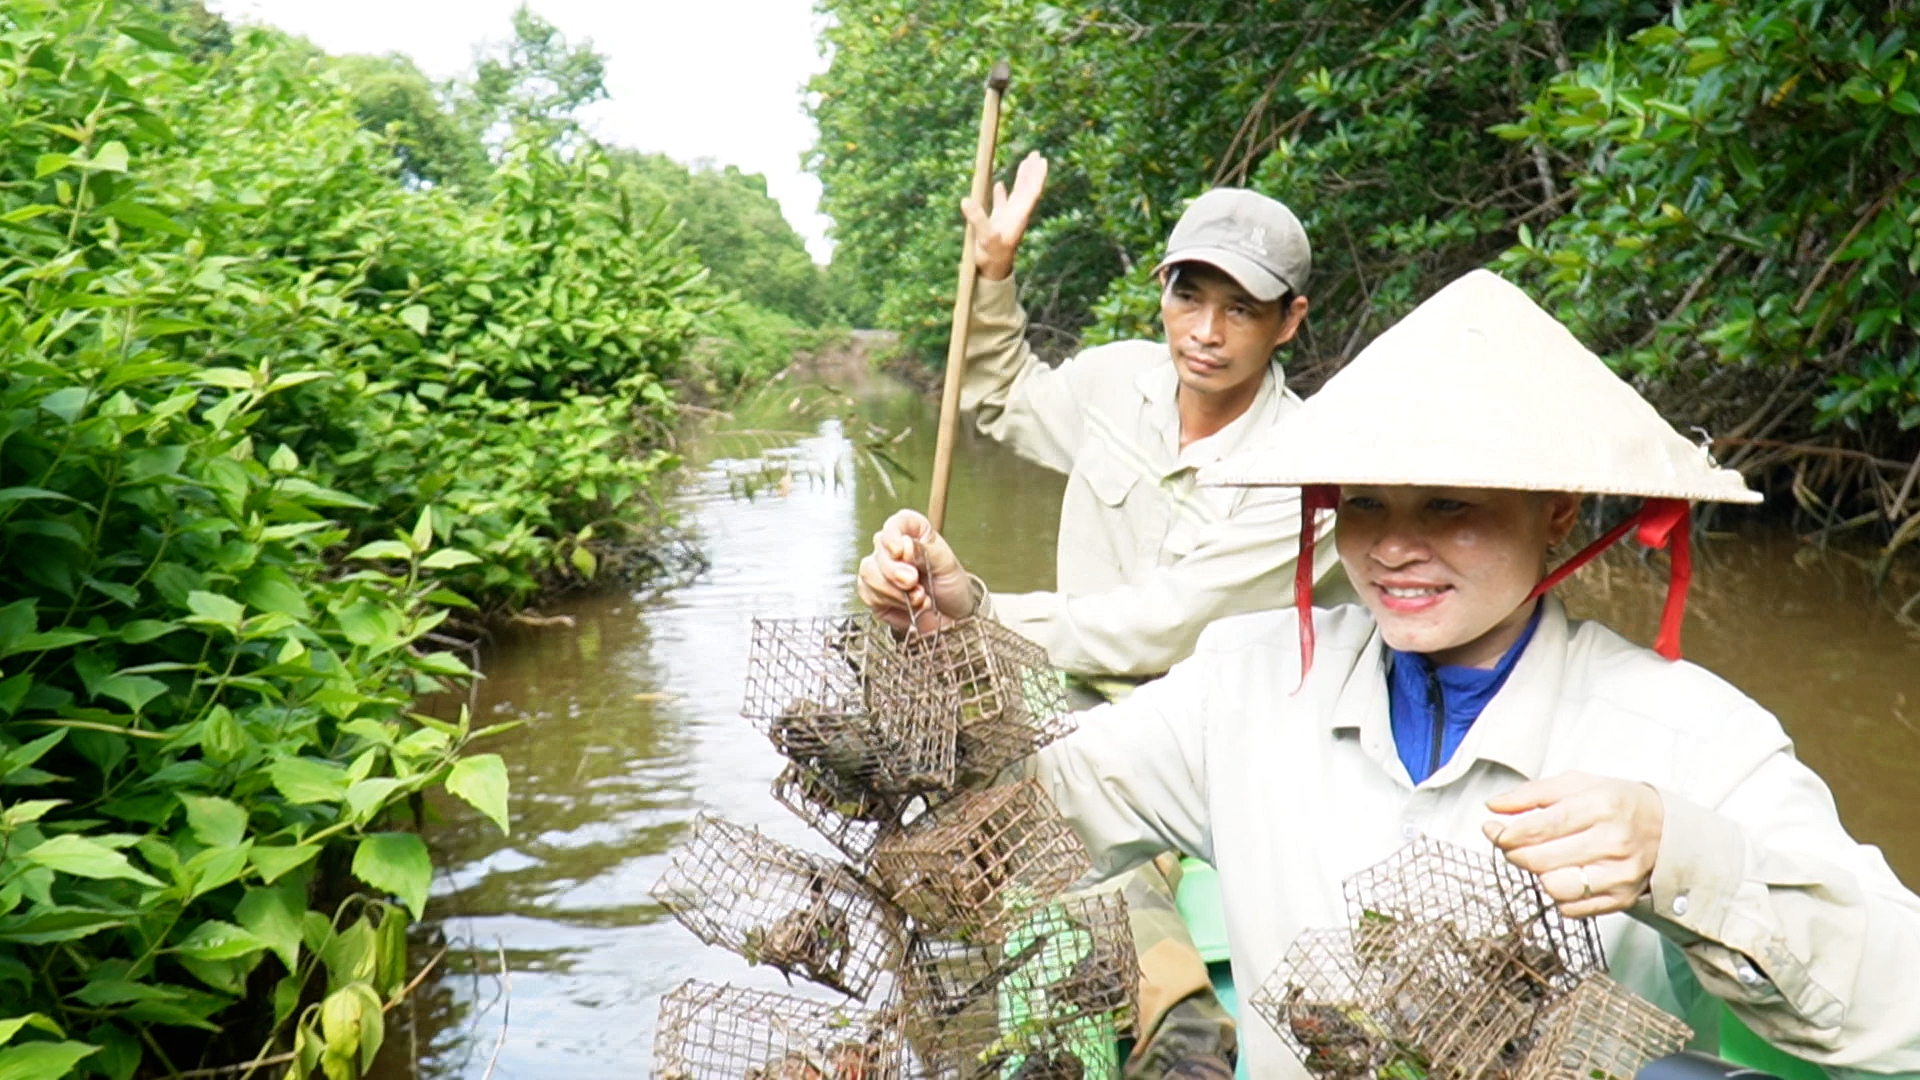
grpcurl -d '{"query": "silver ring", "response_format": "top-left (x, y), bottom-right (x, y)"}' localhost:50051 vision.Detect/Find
top-left (1577, 865), bottom-right (1593, 900)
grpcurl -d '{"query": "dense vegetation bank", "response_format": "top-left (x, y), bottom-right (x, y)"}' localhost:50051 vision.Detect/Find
top-left (810, 0), bottom-right (1920, 564)
top-left (0, 1), bottom-right (829, 1075)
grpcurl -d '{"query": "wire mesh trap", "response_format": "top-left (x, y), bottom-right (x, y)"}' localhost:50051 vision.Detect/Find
top-left (745, 614), bottom-right (959, 795)
top-left (771, 761), bottom-right (911, 863)
top-left (1252, 921), bottom-right (1536, 1080)
top-left (899, 617), bottom-right (1076, 788)
top-left (1260, 836), bottom-right (1636, 1080)
top-left (1512, 974), bottom-right (1691, 1080)
top-left (652, 979), bottom-right (910, 1080)
top-left (650, 814), bottom-right (906, 1000)
top-left (871, 779), bottom-right (1091, 941)
top-left (1342, 836), bottom-right (1604, 998)
top-left (897, 891), bottom-right (1137, 1079)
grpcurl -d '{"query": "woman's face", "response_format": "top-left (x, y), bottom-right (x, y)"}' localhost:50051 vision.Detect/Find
top-left (1335, 485), bottom-right (1580, 668)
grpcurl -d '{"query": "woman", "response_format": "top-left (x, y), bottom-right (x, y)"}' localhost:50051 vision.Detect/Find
top-left (856, 270), bottom-right (1920, 1078)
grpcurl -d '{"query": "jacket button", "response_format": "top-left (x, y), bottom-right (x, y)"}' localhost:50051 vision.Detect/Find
top-left (1735, 958), bottom-right (1765, 987)
top-left (1671, 893), bottom-right (1690, 917)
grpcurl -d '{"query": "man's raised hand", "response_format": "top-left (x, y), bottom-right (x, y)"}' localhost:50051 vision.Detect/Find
top-left (855, 509), bottom-right (978, 634)
top-left (961, 152), bottom-right (1049, 282)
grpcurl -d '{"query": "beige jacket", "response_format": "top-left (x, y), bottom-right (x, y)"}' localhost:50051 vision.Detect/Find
top-left (961, 275), bottom-right (1333, 677)
top-left (1034, 599), bottom-right (1920, 1078)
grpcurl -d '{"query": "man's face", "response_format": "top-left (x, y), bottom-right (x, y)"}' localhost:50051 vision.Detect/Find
top-left (1159, 263), bottom-right (1307, 400)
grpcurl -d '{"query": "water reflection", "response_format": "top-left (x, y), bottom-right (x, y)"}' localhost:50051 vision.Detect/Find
top-left (372, 372), bottom-right (1920, 1079)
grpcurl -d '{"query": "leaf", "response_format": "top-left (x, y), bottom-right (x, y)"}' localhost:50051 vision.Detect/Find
top-left (100, 200), bottom-right (189, 238)
top-left (0, 906), bottom-right (125, 944)
top-left (185, 841), bottom-right (252, 900)
top-left (171, 919), bottom-right (266, 961)
top-left (38, 388), bottom-right (88, 424)
top-left (419, 548), bottom-right (480, 570)
top-left (268, 758), bottom-right (350, 805)
top-left (250, 843), bottom-right (320, 884)
top-left (0, 1040), bottom-right (100, 1080)
top-left (180, 795), bottom-right (248, 849)
top-left (0, 1014), bottom-right (63, 1046)
top-left (335, 601), bottom-right (404, 653)
top-left (241, 567), bottom-right (311, 619)
top-left (33, 155), bottom-right (71, 179)
top-left (96, 674), bottom-right (168, 713)
top-left (445, 754), bottom-right (510, 835)
top-left (119, 619), bottom-right (181, 644)
top-left (196, 368), bottom-right (255, 391)
top-left (83, 141), bottom-right (129, 173)
top-left (0, 488), bottom-right (74, 511)
top-left (237, 882), bottom-right (305, 970)
top-left (22, 835), bottom-right (160, 886)
top-left (185, 591), bottom-right (246, 631)
top-left (121, 24), bottom-right (185, 51)
top-left (351, 833), bottom-right (431, 920)
top-left (400, 305), bottom-right (431, 336)
top-left (346, 540), bottom-right (413, 562)
top-left (1, 800), bottom-right (64, 828)
top-left (570, 545), bottom-right (598, 579)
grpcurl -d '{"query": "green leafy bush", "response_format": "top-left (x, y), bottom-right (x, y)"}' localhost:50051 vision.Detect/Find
top-left (0, 1), bottom-right (781, 1075)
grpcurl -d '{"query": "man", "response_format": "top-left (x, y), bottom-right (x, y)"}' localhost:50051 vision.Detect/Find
top-left (918, 152), bottom-right (1336, 679)
top-left (861, 153), bottom-right (1337, 1079)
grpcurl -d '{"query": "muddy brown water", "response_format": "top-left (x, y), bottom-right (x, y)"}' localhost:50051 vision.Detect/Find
top-left (369, 371), bottom-right (1920, 1079)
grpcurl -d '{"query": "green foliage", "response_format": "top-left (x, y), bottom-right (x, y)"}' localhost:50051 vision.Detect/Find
top-left (812, 0), bottom-right (1920, 526)
top-left (0, 0), bottom-right (776, 1075)
top-left (1494, 1), bottom-right (1920, 442)
top-left (614, 151), bottom-right (830, 324)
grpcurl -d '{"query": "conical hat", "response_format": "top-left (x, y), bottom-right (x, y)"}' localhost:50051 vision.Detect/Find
top-left (1202, 270), bottom-right (1761, 504)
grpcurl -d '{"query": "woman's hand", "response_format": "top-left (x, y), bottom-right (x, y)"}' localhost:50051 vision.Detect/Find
top-left (960, 152), bottom-right (1048, 281)
top-left (855, 509), bottom-right (977, 633)
top-left (1484, 771), bottom-right (1665, 918)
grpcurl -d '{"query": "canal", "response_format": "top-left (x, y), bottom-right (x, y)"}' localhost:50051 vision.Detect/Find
top-left (371, 367), bottom-right (1920, 1079)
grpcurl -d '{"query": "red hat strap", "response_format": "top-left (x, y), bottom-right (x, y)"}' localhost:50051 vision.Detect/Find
top-left (1295, 485), bottom-right (1341, 688)
top-left (1527, 497), bottom-right (1694, 660)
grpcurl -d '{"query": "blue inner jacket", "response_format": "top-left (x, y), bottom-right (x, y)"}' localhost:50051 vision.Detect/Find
top-left (1386, 603), bottom-right (1544, 786)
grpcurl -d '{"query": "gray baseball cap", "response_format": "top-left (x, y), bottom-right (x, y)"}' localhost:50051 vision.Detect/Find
top-left (1152, 188), bottom-right (1312, 301)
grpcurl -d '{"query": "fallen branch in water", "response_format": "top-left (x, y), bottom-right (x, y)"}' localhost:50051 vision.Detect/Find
top-left (479, 937), bottom-right (512, 1080)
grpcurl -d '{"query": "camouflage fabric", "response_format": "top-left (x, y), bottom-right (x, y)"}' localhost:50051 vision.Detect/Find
top-left (1120, 854), bottom-right (1236, 1079)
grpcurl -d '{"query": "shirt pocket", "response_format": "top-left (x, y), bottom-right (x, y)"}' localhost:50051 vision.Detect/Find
top-left (1077, 444), bottom-right (1140, 508)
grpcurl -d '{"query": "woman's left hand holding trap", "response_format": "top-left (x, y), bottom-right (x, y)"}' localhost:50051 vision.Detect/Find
top-left (857, 509), bottom-right (976, 634)
top-left (1483, 771), bottom-right (1666, 919)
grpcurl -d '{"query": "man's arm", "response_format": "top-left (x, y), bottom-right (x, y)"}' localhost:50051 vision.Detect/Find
top-left (982, 487), bottom-right (1338, 677)
top-left (959, 273), bottom-right (1095, 475)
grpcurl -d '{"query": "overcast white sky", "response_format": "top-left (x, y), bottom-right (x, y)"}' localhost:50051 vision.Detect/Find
top-left (207, 0), bottom-right (836, 262)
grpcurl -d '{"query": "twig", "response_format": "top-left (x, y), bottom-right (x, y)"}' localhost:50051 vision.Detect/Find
top-left (1889, 446), bottom-right (1920, 521)
top-left (1793, 168), bottom-right (1918, 315)
top-left (479, 937), bottom-right (512, 1080)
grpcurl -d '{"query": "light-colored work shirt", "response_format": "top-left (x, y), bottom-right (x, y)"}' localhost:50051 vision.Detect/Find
top-left (962, 274), bottom-right (1334, 677)
top-left (1033, 598), bottom-right (1920, 1078)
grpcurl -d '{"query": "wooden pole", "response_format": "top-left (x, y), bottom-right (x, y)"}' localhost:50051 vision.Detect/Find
top-left (927, 60), bottom-right (1011, 535)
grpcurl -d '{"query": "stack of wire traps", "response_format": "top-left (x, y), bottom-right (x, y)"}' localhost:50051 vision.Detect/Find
top-left (652, 979), bottom-right (910, 1080)
top-left (1251, 836), bottom-right (1687, 1080)
top-left (652, 611), bottom-right (1127, 1079)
